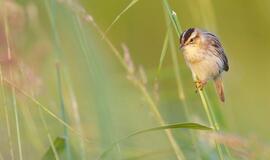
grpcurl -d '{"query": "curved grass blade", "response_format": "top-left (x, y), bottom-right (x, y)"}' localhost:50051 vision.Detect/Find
top-left (162, 1), bottom-right (227, 158)
top-left (42, 137), bottom-right (66, 160)
top-left (104, 0), bottom-right (139, 37)
top-left (128, 123), bottom-right (211, 136)
top-left (88, 9), bottom-right (185, 160)
top-left (56, 65), bottom-right (72, 160)
top-left (3, 78), bottom-right (91, 143)
top-left (97, 122), bottom-right (212, 160)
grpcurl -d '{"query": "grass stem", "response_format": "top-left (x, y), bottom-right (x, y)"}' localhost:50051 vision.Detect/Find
top-left (11, 73), bottom-right (23, 160)
top-left (3, 5), bottom-right (23, 160)
top-left (38, 107), bottom-right (61, 160)
top-left (0, 68), bottom-right (15, 160)
top-left (161, 1), bottom-right (226, 159)
top-left (86, 9), bottom-right (186, 160)
top-left (56, 65), bottom-right (72, 160)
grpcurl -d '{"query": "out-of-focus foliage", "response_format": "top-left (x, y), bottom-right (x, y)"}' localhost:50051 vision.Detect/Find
top-left (0, 0), bottom-right (270, 159)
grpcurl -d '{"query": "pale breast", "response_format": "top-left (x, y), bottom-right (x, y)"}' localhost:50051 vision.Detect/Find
top-left (182, 46), bottom-right (204, 64)
top-left (183, 48), bottom-right (222, 81)
top-left (190, 57), bottom-right (221, 81)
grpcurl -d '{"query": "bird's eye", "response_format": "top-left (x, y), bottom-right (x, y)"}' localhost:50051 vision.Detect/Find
top-left (190, 38), bottom-right (194, 43)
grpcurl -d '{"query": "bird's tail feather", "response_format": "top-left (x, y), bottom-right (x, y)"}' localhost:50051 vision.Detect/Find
top-left (214, 77), bottom-right (225, 102)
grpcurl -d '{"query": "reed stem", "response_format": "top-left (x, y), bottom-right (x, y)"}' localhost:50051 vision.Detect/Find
top-left (162, 0), bottom-right (226, 158)
top-left (3, 6), bottom-right (23, 160)
top-left (86, 10), bottom-right (186, 160)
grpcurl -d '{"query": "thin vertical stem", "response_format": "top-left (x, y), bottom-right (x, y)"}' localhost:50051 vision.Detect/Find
top-left (0, 67), bottom-right (15, 160)
top-left (3, 5), bottom-right (11, 60)
top-left (3, 78), bottom-right (85, 139)
top-left (204, 91), bottom-right (220, 129)
top-left (162, 1), bottom-right (201, 159)
top-left (162, 1), bottom-right (225, 159)
top-left (12, 84), bottom-right (23, 160)
top-left (199, 90), bottom-right (224, 160)
top-left (56, 65), bottom-right (72, 160)
top-left (198, 91), bottom-right (215, 127)
top-left (167, 22), bottom-right (202, 160)
top-left (3, 5), bottom-right (23, 160)
top-left (138, 82), bottom-right (185, 160)
top-left (74, 17), bottom-right (124, 155)
top-left (44, 0), bottom-right (72, 159)
top-left (64, 69), bottom-right (86, 160)
top-left (38, 108), bottom-right (60, 160)
top-left (86, 11), bottom-right (185, 160)
top-left (48, 135), bottom-right (61, 160)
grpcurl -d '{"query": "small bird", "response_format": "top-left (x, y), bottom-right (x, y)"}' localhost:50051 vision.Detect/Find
top-left (179, 28), bottom-right (229, 102)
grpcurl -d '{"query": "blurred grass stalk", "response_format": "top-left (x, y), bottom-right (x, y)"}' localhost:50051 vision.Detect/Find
top-left (56, 65), bottom-right (72, 160)
top-left (0, 68), bottom-right (15, 160)
top-left (45, 0), bottom-right (72, 159)
top-left (161, 1), bottom-right (202, 159)
top-left (11, 73), bottom-right (23, 160)
top-left (1, 8), bottom-right (15, 159)
top-left (97, 122), bottom-right (212, 159)
top-left (45, 0), bottom-right (93, 159)
top-left (81, 5), bottom-right (186, 160)
top-left (3, 6), bottom-right (23, 160)
top-left (63, 69), bottom-right (87, 160)
top-left (70, 4), bottom-right (121, 159)
top-left (0, 1), bottom-right (94, 158)
top-left (162, 0), bottom-right (227, 159)
top-left (39, 106), bottom-right (61, 160)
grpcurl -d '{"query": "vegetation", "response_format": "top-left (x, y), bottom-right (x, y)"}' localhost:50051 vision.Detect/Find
top-left (0, 0), bottom-right (270, 159)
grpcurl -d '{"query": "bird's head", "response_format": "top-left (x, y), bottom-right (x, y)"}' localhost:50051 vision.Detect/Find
top-left (180, 28), bottom-right (202, 50)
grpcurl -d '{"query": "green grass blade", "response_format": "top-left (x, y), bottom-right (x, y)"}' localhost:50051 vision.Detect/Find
top-left (56, 65), bottom-right (72, 160)
top-left (38, 106), bottom-right (60, 160)
top-left (171, 11), bottom-right (182, 37)
top-left (162, 0), bottom-right (182, 37)
top-left (97, 122), bottom-right (212, 159)
top-left (3, 5), bottom-right (22, 160)
top-left (127, 123), bottom-right (211, 136)
top-left (88, 12), bottom-right (185, 159)
top-left (157, 27), bottom-right (170, 75)
top-left (162, 1), bottom-right (202, 159)
top-left (47, 136), bottom-right (60, 160)
top-left (42, 137), bottom-right (66, 160)
top-left (0, 69), bottom-right (15, 160)
top-left (63, 68), bottom-right (87, 160)
top-left (12, 86), bottom-right (23, 160)
top-left (104, 0), bottom-right (139, 36)
top-left (3, 78), bottom-right (91, 143)
top-left (162, 1), bottom-right (227, 159)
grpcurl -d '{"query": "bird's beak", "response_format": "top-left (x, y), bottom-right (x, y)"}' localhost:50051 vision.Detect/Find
top-left (180, 43), bottom-right (184, 49)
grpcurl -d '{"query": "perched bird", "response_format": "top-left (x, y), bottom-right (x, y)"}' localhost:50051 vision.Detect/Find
top-left (179, 28), bottom-right (229, 102)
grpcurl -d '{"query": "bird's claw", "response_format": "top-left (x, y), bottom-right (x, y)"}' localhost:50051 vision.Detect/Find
top-left (194, 80), bottom-right (205, 92)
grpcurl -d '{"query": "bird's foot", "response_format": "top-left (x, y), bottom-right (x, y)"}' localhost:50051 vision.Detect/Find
top-left (194, 80), bottom-right (206, 92)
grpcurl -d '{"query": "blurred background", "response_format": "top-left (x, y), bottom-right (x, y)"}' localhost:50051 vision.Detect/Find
top-left (0, 0), bottom-right (270, 159)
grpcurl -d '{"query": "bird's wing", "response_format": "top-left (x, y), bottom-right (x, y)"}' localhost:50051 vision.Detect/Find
top-left (207, 32), bottom-right (229, 72)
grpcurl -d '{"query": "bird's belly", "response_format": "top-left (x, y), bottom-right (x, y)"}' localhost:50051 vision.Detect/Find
top-left (189, 58), bottom-right (220, 81)
top-left (183, 47), bottom-right (204, 63)
top-left (183, 48), bottom-right (222, 81)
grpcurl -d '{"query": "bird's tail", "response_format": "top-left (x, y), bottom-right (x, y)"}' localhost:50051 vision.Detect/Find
top-left (214, 76), bottom-right (225, 102)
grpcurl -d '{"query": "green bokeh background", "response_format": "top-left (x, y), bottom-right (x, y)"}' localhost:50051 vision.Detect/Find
top-left (1, 0), bottom-right (270, 159)
top-left (81, 0), bottom-right (270, 140)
